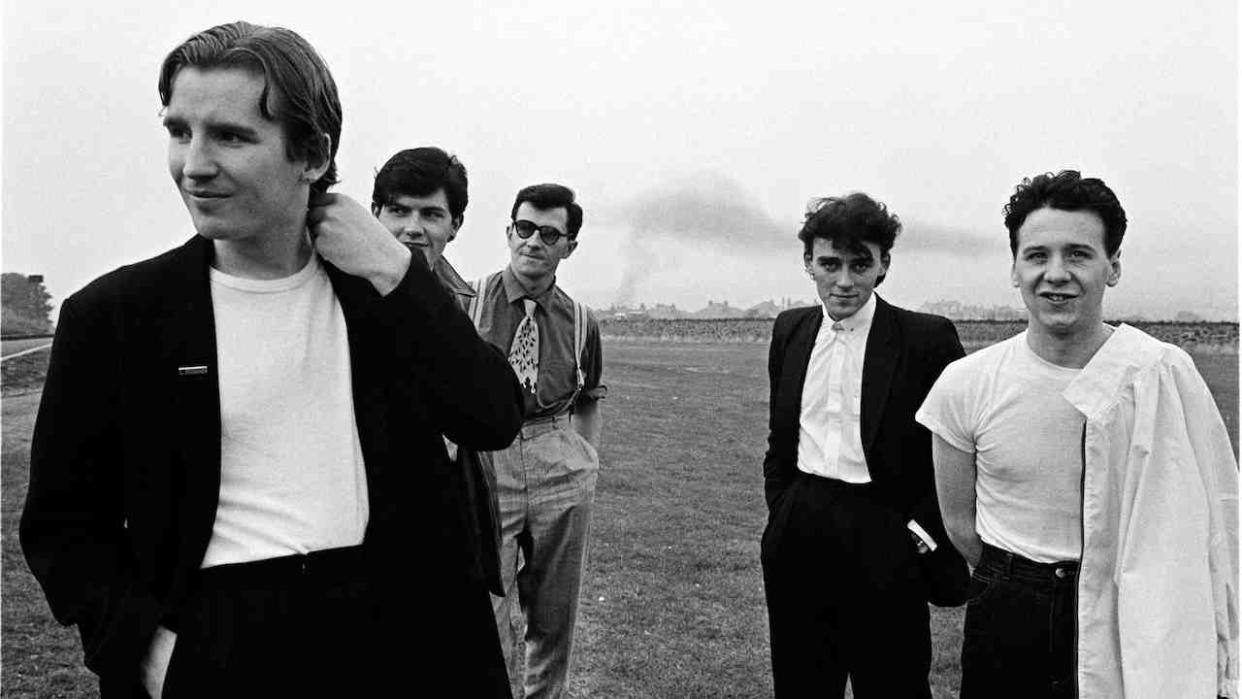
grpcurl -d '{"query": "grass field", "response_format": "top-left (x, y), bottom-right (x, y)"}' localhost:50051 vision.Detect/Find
top-left (2, 340), bottom-right (1237, 698)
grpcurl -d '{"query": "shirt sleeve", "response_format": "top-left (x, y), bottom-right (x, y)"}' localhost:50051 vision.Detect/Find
top-left (915, 359), bottom-right (976, 454)
top-left (578, 312), bottom-right (607, 402)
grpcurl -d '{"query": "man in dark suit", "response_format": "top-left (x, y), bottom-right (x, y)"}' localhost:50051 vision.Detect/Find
top-left (760, 192), bottom-right (969, 698)
top-left (19, 22), bottom-right (521, 698)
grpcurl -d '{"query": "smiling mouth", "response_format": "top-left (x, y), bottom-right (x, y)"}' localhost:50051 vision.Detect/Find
top-left (186, 190), bottom-right (228, 199)
top-left (1040, 293), bottom-right (1076, 303)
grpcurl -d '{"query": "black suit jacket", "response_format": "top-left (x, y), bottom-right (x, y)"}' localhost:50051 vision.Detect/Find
top-left (19, 236), bottom-right (524, 683)
top-left (763, 295), bottom-right (969, 605)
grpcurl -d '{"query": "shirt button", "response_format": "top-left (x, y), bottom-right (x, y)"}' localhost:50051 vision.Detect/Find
top-left (1054, 567), bottom-right (1068, 578)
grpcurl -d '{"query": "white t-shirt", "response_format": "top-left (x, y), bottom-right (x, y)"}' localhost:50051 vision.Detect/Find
top-left (201, 253), bottom-right (369, 568)
top-left (916, 331), bottom-right (1084, 563)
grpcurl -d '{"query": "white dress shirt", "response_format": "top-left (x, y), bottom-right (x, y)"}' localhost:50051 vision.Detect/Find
top-left (796, 293), bottom-right (937, 550)
top-left (796, 294), bottom-right (875, 483)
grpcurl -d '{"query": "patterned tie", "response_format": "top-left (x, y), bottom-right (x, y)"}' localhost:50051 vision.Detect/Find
top-left (509, 298), bottom-right (539, 395)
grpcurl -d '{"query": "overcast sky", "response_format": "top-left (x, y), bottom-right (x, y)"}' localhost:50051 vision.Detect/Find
top-left (3, 0), bottom-right (1237, 320)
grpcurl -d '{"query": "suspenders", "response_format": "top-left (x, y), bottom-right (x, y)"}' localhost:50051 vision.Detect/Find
top-left (469, 273), bottom-right (587, 406)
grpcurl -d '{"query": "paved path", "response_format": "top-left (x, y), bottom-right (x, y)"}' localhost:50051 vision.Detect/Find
top-left (0, 343), bottom-right (51, 362)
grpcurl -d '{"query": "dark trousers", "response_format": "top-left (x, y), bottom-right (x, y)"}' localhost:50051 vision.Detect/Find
top-left (760, 473), bottom-right (931, 699)
top-left (109, 546), bottom-right (511, 698)
top-left (960, 542), bottom-right (1078, 699)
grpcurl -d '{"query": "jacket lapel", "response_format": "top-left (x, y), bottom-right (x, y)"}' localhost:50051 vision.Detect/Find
top-left (860, 295), bottom-right (899, 455)
top-left (157, 236), bottom-right (223, 576)
top-left (782, 308), bottom-right (823, 421)
top-left (323, 263), bottom-right (389, 494)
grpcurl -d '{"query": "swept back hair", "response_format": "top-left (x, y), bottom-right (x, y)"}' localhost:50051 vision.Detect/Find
top-left (158, 21), bottom-right (343, 195)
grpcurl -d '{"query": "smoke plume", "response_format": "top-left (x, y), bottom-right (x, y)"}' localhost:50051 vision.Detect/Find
top-left (604, 172), bottom-right (994, 306)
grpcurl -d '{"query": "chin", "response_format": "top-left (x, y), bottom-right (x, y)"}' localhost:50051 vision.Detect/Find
top-left (1036, 314), bottom-right (1082, 336)
top-left (191, 218), bottom-right (250, 242)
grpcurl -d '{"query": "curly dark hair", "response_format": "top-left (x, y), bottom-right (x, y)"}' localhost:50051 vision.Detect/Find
top-left (158, 21), bottom-right (343, 196)
top-left (372, 147), bottom-right (468, 222)
top-left (1003, 170), bottom-right (1126, 256)
top-left (797, 193), bottom-right (901, 282)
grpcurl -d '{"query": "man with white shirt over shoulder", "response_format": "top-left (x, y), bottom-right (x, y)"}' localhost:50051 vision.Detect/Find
top-left (917, 169), bottom-right (1238, 699)
top-left (761, 192), bottom-right (970, 698)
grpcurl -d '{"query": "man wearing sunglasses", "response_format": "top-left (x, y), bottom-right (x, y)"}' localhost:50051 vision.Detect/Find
top-left (466, 183), bottom-right (606, 699)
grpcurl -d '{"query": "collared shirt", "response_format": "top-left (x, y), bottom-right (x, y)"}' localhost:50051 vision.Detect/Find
top-left (469, 267), bottom-right (606, 420)
top-left (434, 255), bottom-right (475, 299)
top-left (796, 293), bottom-right (876, 483)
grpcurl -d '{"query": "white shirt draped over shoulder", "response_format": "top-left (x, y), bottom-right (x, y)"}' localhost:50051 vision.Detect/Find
top-left (1065, 324), bottom-right (1238, 699)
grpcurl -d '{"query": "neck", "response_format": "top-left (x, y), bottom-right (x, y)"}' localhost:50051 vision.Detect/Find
top-left (212, 228), bottom-right (312, 280)
top-left (511, 268), bottom-right (554, 297)
top-left (1025, 321), bottom-right (1113, 369)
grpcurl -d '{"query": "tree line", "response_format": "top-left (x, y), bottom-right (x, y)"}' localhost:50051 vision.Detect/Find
top-left (2, 273), bottom-right (54, 336)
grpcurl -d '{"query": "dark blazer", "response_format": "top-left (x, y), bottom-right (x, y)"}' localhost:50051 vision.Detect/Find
top-left (19, 236), bottom-right (524, 685)
top-left (762, 294), bottom-right (969, 605)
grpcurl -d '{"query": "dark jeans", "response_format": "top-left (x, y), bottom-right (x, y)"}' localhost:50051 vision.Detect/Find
top-left (961, 542), bottom-right (1078, 699)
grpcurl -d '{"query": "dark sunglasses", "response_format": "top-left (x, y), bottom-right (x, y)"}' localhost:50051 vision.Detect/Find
top-left (511, 219), bottom-right (569, 245)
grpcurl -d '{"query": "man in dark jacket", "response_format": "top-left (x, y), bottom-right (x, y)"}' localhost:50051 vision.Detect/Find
top-left (760, 192), bottom-right (969, 698)
top-left (20, 21), bottom-right (522, 698)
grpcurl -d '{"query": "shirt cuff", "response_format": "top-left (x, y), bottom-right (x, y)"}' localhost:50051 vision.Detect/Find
top-left (579, 385), bottom-right (608, 401)
top-left (907, 520), bottom-right (938, 551)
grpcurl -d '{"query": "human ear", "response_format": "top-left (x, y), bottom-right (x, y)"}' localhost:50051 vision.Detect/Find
top-left (1106, 250), bottom-right (1121, 287)
top-left (301, 133), bottom-right (332, 183)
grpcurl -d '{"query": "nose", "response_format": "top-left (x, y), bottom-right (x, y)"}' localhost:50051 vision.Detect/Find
top-left (1045, 254), bottom-right (1071, 282)
top-left (831, 269), bottom-right (855, 289)
top-left (181, 135), bottom-right (217, 181)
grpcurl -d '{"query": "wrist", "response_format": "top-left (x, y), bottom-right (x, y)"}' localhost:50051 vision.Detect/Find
top-left (369, 246), bottom-right (412, 296)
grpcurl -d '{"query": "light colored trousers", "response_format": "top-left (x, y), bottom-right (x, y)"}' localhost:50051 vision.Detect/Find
top-left (482, 414), bottom-right (599, 699)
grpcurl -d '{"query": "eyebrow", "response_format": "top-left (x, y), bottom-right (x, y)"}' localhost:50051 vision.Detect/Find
top-left (159, 113), bottom-right (261, 139)
top-left (1020, 242), bottom-right (1094, 253)
top-left (815, 253), bottom-right (873, 263)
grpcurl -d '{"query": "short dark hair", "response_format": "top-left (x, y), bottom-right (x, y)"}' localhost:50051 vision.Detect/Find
top-left (1003, 170), bottom-right (1127, 257)
top-left (372, 147), bottom-right (469, 222)
top-left (797, 193), bottom-right (901, 282)
top-left (511, 184), bottom-right (583, 239)
top-left (158, 21), bottom-right (343, 195)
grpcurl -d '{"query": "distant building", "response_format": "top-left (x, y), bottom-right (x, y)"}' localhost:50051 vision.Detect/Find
top-left (1175, 310), bottom-right (1205, 323)
top-left (693, 300), bottom-right (747, 319)
top-left (919, 299), bottom-right (1025, 321)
